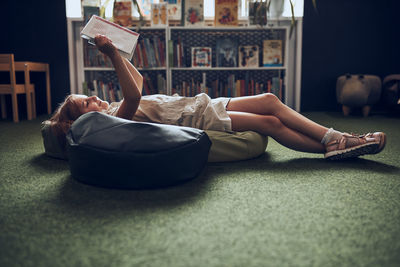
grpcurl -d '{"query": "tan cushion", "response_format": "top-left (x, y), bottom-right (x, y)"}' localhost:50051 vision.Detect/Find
top-left (205, 130), bottom-right (268, 162)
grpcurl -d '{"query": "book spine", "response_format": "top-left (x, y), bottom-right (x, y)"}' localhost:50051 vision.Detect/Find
top-left (140, 39), bottom-right (149, 68)
top-left (152, 37), bottom-right (161, 67)
top-left (168, 40), bottom-right (174, 68)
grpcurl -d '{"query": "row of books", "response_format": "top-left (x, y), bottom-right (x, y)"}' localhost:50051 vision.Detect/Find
top-left (169, 39), bottom-right (283, 68)
top-left (150, 0), bottom-right (261, 27)
top-left (83, 43), bottom-right (113, 68)
top-left (132, 37), bottom-right (166, 68)
top-left (85, 0), bottom-right (275, 29)
top-left (82, 75), bottom-right (281, 101)
top-left (172, 74), bottom-right (283, 99)
top-left (82, 80), bottom-right (123, 103)
top-left (84, 37), bottom-right (282, 69)
top-left (142, 73), bottom-right (167, 95)
top-left (82, 75), bottom-right (167, 101)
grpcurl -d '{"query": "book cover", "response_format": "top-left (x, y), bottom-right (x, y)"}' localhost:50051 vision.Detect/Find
top-left (184, 0), bottom-right (204, 27)
top-left (167, 0), bottom-right (182, 20)
top-left (191, 47), bottom-right (212, 68)
top-left (263, 40), bottom-right (283, 66)
top-left (83, 6), bottom-right (100, 24)
top-left (248, 1), bottom-right (267, 26)
top-left (216, 38), bottom-right (238, 67)
top-left (81, 15), bottom-right (140, 60)
top-left (214, 0), bottom-right (238, 27)
top-left (151, 2), bottom-right (168, 27)
top-left (238, 45), bottom-right (259, 68)
top-left (113, 0), bottom-right (133, 27)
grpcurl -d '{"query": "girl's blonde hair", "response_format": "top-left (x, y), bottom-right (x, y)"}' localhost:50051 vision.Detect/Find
top-left (48, 95), bottom-right (83, 149)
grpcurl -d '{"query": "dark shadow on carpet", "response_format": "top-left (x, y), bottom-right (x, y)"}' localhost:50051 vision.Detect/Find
top-left (29, 153), bottom-right (69, 172)
top-left (53, 168), bottom-right (217, 215)
top-left (209, 152), bottom-right (400, 175)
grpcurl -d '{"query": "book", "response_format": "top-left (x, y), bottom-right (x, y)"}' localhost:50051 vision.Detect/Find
top-left (113, 0), bottom-right (133, 27)
top-left (168, 40), bottom-right (174, 67)
top-left (81, 15), bottom-right (140, 60)
top-left (133, 0), bottom-right (152, 19)
top-left (184, 0), bottom-right (204, 27)
top-left (271, 76), bottom-right (281, 99)
top-left (248, 1), bottom-right (267, 26)
top-left (214, 0), bottom-right (238, 27)
top-left (263, 40), bottom-right (283, 67)
top-left (167, 0), bottom-right (182, 20)
top-left (144, 38), bottom-right (156, 67)
top-left (83, 6), bottom-right (100, 24)
top-left (216, 38), bottom-right (238, 67)
top-left (151, 2), bottom-right (168, 27)
top-left (238, 45), bottom-right (259, 68)
top-left (191, 47), bottom-right (212, 68)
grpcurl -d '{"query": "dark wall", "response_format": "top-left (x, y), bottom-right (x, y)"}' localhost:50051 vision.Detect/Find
top-left (0, 0), bottom-right (70, 115)
top-left (301, 0), bottom-right (400, 111)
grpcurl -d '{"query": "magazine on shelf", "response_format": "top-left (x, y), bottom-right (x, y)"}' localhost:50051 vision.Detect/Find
top-left (134, 0), bottom-right (152, 18)
top-left (151, 2), bottom-right (168, 27)
top-left (214, 0), bottom-right (238, 27)
top-left (83, 6), bottom-right (100, 24)
top-left (184, 0), bottom-right (204, 27)
top-left (167, 0), bottom-right (182, 20)
top-left (113, 0), bottom-right (133, 27)
top-left (216, 38), bottom-right (238, 67)
top-left (81, 15), bottom-right (140, 60)
top-left (191, 47), bottom-right (212, 68)
top-left (248, 1), bottom-right (267, 26)
top-left (262, 40), bottom-right (283, 66)
top-left (238, 45), bottom-right (259, 68)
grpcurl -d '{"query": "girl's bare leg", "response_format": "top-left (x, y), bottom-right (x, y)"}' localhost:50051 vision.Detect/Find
top-left (228, 111), bottom-right (326, 153)
top-left (227, 93), bottom-right (329, 142)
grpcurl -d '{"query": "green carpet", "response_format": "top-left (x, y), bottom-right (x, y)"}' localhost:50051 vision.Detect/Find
top-left (1, 113), bottom-right (399, 267)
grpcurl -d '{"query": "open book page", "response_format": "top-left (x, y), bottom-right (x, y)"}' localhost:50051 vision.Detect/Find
top-left (81, 15), bottom-right (140, 60)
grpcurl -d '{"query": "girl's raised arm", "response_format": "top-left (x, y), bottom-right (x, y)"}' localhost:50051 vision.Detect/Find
top-left (95, 34), bottom-right (142, 120)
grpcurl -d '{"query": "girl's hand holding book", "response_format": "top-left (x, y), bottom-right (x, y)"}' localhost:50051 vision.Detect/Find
top-left (94, 34), bottom-right (118, 58)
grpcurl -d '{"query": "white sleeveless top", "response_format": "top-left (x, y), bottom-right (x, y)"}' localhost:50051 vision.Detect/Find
top-left (106, 93), bottom-right (232, 132)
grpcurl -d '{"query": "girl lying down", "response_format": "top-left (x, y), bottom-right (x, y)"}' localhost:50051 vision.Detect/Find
top-left (49, 35), bottom-right (386, 160)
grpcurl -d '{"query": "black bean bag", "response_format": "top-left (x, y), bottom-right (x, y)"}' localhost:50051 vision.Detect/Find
top-left (66, 112), bottom-right (211, 189)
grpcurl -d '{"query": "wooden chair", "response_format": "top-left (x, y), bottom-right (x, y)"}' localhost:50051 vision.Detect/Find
top-left (0, 54), bottom-right (36, 122)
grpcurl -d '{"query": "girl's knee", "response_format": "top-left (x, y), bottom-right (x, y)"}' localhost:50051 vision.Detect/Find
top-left (261, 93), bottom-right (280, 105)
top-left (261, 115), bottom-right (284, 133)
top-left (260, 93), bottom-right (283, 115)
top-left (261, 93), bottom-right (282, 107)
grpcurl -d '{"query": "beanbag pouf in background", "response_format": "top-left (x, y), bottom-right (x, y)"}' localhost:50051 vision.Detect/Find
top-left (66, 112), bottom-right (211, 189)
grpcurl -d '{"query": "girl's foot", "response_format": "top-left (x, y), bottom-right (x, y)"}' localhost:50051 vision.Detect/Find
top-left (324, 132), bottom-right (386, 160)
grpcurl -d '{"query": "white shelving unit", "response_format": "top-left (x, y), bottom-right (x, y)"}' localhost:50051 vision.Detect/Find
top-left (168, 26), bottom-right (289, 103)
top-left (67, 18), bottom-right (302, 111)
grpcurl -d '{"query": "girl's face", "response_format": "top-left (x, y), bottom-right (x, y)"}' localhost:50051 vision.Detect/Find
top-left (72, 95), bottom-right (109, 114)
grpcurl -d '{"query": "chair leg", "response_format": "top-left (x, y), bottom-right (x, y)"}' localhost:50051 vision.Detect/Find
top-left (31, 89), bottom-right (37, 118)
top-left (25, 89), bottom-right (33, 121)
top-left (11, 93), bottom-right (19, 122)
top-left (1, 95), bottom-right (6, 119)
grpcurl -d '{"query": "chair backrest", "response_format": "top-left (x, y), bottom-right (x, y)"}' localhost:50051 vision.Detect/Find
top-left (0, 54), bottom-right (16, 86)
